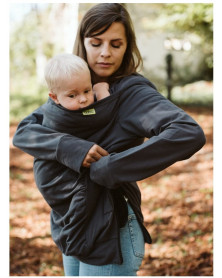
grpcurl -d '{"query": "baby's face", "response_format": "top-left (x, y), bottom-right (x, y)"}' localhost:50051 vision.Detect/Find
top-left (52, 70), bottom-right (94, 110)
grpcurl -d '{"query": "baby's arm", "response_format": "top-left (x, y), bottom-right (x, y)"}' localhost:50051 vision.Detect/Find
top-left (93, 82), bottom-right (110, 101)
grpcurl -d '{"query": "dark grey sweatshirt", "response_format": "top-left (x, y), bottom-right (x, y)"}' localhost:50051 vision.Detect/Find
top-left (13, 74), bottom-right (206, 265)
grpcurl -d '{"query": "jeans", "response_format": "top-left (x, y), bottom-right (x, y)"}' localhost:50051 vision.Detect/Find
top-left (62, 203), bottom-right (145, 276)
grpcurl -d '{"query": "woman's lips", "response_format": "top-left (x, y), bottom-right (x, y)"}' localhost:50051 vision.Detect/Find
top-left (97, 62), bottom-right (113, 68)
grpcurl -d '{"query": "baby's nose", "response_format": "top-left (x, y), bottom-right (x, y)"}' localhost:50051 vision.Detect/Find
top-left (79, 95), bottom-right (87, 103)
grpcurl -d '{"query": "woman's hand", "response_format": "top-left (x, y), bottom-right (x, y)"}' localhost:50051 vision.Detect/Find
top-left (82, 144), bottom-right (109, 168)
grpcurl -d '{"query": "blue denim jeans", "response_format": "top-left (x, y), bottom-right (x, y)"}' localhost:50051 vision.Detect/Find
top-left (62, 203), bottom-right (145, 276)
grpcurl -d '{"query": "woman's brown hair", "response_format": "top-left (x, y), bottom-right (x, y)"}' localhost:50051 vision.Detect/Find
top-left (73, 3), bottom-right (143, 82)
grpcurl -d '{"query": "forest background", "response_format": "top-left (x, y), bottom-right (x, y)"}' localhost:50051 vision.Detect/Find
top-left (8, 2), bottom-right (216, 277)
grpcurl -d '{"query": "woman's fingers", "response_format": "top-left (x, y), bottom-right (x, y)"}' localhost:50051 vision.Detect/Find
top-left (96, 145), bottom-right (109, 157)
top-left (82, 144), bottom-right (109, 168)
top-left (89, 145), bottom-right (109, 159)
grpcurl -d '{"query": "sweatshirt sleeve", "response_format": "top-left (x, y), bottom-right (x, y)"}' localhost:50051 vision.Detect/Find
top-left (90, 81), bottom-right (206, 188)
top-left (13, 106), bottom-right (95, 173)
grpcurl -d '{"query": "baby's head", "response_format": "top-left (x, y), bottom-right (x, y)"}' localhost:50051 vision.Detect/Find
top-left (45, 54), bottom-right (94, 110)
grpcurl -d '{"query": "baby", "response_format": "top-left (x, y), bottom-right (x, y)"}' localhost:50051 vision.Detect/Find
top-left (44, 53), bottom-right (110, 110)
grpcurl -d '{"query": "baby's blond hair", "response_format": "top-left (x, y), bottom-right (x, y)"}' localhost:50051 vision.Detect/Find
top-left (44, 53), bottom-right (90, 92)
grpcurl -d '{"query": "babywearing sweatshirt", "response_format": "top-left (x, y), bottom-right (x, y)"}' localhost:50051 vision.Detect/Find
top-left (14, 74), bottom-right (206, 265)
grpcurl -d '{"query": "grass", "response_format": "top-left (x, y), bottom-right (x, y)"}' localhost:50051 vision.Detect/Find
top-left (163, 80), bottom-right (213, 107)
top-left (10, 92), bottom-right (48, 123)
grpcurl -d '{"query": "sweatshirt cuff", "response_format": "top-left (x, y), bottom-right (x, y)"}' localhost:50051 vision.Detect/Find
top-left (57, 135), bottom-right (95, 173)
top-left (90, 155), bottom-right (117, 189)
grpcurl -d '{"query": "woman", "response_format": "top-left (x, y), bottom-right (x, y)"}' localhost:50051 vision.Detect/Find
top-left (13, 3), bottom-right (206, 276)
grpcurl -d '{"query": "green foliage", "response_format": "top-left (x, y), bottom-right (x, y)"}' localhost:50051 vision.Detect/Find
top-left (10, 4), bottom-right (66, 122)
top-left (10, 90), bottom-right (48, 123)
top-left (136, 3), bottom-right (213, 83)
top-left (10, 12), bottom-right (37, 77)
top-left (163, 4), bottom-right (213, 38)
top-left (159, 4), bottom-right (213, 81)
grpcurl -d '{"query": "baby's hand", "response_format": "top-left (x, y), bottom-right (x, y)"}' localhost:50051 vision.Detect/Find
top-left (93, 82), bottom-right (110, 101)
top-left (93, 82), bottom-right (109, 92)
top-left (82, 144), bottom-right (109, 168)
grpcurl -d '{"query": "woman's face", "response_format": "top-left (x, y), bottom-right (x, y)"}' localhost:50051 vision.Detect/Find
top-left (84, 22), bottom-right (127, 82)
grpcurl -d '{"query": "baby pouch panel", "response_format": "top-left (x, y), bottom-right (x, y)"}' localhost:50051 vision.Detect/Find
top-left (43, 94), bottom-right (121, 139)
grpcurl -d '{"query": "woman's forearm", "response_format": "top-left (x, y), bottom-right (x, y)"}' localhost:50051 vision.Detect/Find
top-left (90, 120), bottom-right (205, 188)
top-left (13, 106), bottom-right (95, 173)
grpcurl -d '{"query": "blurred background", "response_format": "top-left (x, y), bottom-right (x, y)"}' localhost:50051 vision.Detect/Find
top-left (10, 3), bottom-right (213, 122)
top-left (10, 3), bottom-right (213, 276)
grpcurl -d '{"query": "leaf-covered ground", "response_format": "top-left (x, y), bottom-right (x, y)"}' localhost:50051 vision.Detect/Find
top-left (10, 106), bottom-right (213, 276)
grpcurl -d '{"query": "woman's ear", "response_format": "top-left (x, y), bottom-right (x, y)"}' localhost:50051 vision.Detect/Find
top-left (49, 92), bottom-right (59, 104)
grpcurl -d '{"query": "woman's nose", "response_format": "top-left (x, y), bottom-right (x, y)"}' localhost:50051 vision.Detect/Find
top-left (100, 44), bottom-right (111, 57)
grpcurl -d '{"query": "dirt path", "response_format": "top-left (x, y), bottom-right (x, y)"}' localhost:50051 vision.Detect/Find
top-left (10, 107), bottom-right (213, 276)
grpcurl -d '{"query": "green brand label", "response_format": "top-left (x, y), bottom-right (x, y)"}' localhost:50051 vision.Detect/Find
top-left (82, 108), bottom-right (96, 115)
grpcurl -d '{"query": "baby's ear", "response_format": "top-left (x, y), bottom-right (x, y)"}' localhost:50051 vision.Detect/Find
top-left (49, 92), bottom-right (59, 104)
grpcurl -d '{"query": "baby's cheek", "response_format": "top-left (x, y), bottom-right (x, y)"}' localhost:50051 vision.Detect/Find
top-left (66, 100), bottom-right (79, 110)
top-left (89, 94), bottom-right (95, 104)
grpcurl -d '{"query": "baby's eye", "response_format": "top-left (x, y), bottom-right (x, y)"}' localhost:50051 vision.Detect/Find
top-left (84, 90), bottom-right (90, 94)
top-left (69, 95), bottom-right (75, 98)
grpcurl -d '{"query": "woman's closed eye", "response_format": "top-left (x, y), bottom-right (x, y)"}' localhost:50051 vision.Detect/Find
top-left (112, 44), bottom-right (121, 48)
top-left (91, 42), bottom-right (101, 47)
top-left (91, 42), bottom-right (121, 49)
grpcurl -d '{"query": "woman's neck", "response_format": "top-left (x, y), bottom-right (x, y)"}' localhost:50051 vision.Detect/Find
top-left (91, 72), bottom-right (109, 84)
